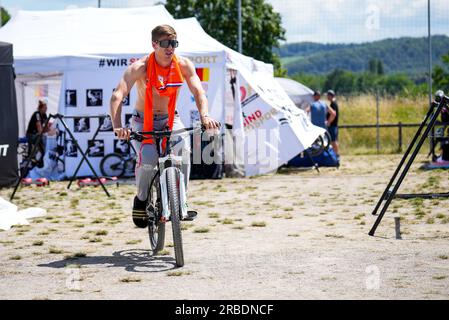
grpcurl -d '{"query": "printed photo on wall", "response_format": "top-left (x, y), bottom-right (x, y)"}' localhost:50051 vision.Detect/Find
top-left (114, 139), bottom-right (131, 156)
top-left (64, 140), bottom-right (77, 157)
top-left (99, 115), bottom-right (113, 132)
top-left (74, 117), bottom-right (90, 133)
top-left (65, 90), bottom-right (77, 107)
top-left (113, 88), bottom-right (130, 106)
top-left (86, 89), bottom-right (103, 106)
top-left (125, 114), bottom-right (133, 129)
top-left (87, 139), bottom-right (104, 157)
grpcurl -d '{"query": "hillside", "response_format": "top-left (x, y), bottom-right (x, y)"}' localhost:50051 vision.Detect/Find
top-left (279, 35), bottom-right (449, 76)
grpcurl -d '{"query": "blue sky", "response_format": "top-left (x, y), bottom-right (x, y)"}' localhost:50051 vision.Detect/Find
top-left (1, 0), bottom-right (448, 44)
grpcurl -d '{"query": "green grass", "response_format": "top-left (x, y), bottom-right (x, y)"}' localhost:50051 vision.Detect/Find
top-left (126, 239), bottom-right (142, 245)
top-left (158, 249), bottom-right (171, 256)
top-left (32, 240), bottom-right (44, 246)
top-left (325, 234), bottom-right (344, 239)
top-left (70, 199), bottom-right (79, 208)
top-left (193, 227), bottom-right (210, 233)
top-left (65, 252), bottom-right (87, 259)
top-left (95, 230), bottom-right (108, 236)
top-left (167, 271), bottom-right (192, 276)
top-left (120, 276), bottom-right (141, 283)
top-left (221, 218), bottom-right (234, 225)
top-left (338, 95), bottom-right (429, 155)
top-left (49, 247), bottom-right (64, 254)
top-left (251, 221), bottom-right (267, 227)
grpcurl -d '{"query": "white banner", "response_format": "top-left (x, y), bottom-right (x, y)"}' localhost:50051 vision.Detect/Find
top-left (58, 53), bottom-right (225, 177)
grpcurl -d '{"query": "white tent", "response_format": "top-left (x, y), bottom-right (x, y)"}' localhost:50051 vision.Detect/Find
top-left (0, 5), bottom-right (324, 177)
top-left (275, 77), bottom-right (314, 111)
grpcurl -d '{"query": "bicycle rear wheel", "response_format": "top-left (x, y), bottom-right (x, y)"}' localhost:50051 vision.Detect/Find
top-left (148, 181), bottom-right (165, 254)
top-left (166, 167), bottom-right (184, 267)
top-left (100, 153), bottom-right (125, 177)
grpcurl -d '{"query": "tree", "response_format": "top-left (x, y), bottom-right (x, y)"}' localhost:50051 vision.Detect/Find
top-left (1, 7), bottom-right (11, 27)
top-left (164, 0), bottom-right (285, 73)
top-left (433, 51), bottom-right (449, 93)
top-left (323, 69), bottom-right (356, 95)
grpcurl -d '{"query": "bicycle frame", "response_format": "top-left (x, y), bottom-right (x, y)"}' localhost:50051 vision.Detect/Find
top-left (131, 126), bottom-right (200, 222)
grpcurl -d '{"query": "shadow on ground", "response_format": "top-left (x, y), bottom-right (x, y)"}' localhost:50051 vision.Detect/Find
top-left (38, 249), bottom-right (176, 273)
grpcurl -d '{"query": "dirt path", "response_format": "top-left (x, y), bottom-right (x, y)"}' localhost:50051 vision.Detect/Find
top-left (1, 154), bottom-right (448, 299)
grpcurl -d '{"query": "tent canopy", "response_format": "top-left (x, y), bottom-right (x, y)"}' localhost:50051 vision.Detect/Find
top-left (0, 6), bottom-right (273, 76)
top-left (275, 77), bottom-right (314, 110)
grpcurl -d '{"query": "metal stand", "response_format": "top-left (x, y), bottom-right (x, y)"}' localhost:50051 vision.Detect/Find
top-left (10, 113), bottom-right (110, 201)
top-left (10, 116), bottom-right (52, 201)
top-left (369, 91), bottom-right (449, 236)
top-left (67, 116), bottom-right (102, 190)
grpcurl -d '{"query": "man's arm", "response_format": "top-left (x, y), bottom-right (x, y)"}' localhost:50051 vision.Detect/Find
top-left (110, 61), bottom-right (143, 139)
top-left (180, 57), bottom-right (220, 130)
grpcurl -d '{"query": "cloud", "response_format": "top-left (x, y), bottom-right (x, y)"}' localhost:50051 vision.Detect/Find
top-left (268, 0), bottom-right (449, 43)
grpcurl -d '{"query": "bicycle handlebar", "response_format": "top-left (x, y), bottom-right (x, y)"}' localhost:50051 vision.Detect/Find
top-left (129, 125), bottom-right (207, 142)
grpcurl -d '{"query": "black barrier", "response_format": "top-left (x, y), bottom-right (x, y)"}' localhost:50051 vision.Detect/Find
top-left (0, 42), bottom-right (19, 187)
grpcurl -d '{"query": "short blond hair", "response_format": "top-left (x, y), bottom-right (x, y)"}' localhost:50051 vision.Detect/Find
top-left (151, 24), bottom-right (177, 41)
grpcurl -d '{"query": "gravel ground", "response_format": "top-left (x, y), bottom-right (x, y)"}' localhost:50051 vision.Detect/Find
top-left (0, 154), bottom-right (448, 300)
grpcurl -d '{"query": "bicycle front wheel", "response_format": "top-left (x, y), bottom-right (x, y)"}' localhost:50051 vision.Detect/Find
top-left (100, 153), bottom-right (125, 177)
top-left (166, 167), bottom-right (184, 267)
top-left (148, 181), bottom-right (165, 254)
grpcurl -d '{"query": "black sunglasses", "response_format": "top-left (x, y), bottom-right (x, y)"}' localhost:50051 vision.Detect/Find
top-left (156, 39), bottom-right (179, 48)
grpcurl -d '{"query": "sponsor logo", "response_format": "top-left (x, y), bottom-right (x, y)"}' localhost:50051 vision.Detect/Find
top-left (243, 108), bottom-right (279, 132)
top-left (0, 144), bottom-right (9, 157)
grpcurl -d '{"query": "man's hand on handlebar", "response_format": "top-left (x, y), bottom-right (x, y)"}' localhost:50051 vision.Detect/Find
top-left (114, 127), bottom-right (131, 140)
top-left (201, 115), bottom-right (221, 134)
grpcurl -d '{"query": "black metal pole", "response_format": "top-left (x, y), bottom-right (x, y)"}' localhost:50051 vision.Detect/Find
top-left (369, 97), bottom-right (447, 236)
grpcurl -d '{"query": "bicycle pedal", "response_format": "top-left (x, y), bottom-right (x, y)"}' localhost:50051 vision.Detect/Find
top-left (183, 211), bottom-right (198, 221)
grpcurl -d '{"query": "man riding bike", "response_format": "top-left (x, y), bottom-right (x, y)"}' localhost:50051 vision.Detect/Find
top-left (110, 24), bottom-right (220, 228)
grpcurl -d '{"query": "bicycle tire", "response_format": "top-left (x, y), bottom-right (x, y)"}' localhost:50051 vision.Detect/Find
top-left (100, 153), bottom-right (125, 177)
top-left (307, 135), bottom-right (325, 157)
top-left (167, 167), bottom-right (184, 267)
top-left (148, 181), bottom-right (165, 254)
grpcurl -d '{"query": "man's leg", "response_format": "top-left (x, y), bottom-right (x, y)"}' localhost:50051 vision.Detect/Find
top-left (131, 111), bottom-right (159, 228)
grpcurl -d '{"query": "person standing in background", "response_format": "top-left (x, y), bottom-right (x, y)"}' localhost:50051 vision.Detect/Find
top-left (326, 90), bottom-right (340, 160)
top-left (307, 90), bottom-right (336, 129)
top-left (26, 99), bottom-right (49, 167)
